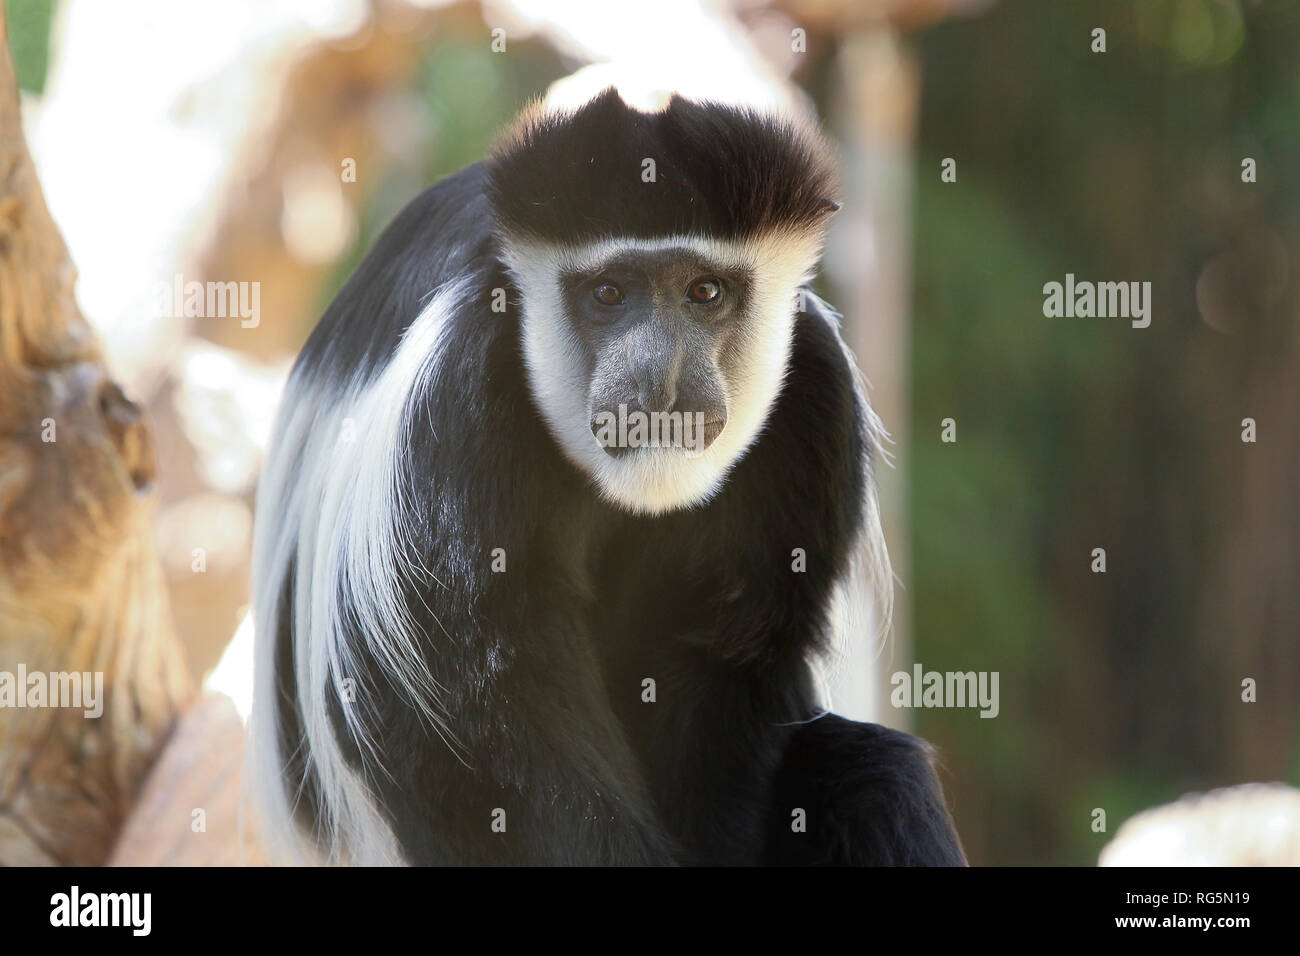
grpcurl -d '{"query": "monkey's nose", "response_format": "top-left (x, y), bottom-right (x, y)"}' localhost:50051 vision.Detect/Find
top-left (636, 379), bottom-right (676, 415)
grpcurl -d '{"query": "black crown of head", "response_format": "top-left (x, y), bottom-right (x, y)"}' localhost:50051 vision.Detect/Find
top-left (488, 88), bottom-right (840, 245)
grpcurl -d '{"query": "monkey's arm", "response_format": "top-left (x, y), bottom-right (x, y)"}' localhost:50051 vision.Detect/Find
top-left (762, 714), bottom-right (967, 866)
top-left (363, 627), bottom-right (681, 867)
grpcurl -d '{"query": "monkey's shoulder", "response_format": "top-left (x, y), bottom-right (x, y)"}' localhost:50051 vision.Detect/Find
top-left (740, 295), bottom-right (867, 495)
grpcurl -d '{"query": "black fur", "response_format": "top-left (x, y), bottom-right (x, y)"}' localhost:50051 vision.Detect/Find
top-left (764, 716), bottom-right (967, 865)
top-left (487, 88), bottom-right (839, 243)
top-left (269, 104), bottom-right (964, 866)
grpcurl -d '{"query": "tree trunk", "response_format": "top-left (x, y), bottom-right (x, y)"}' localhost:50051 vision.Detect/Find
top-left (0, 7), bottom-right (191, 865)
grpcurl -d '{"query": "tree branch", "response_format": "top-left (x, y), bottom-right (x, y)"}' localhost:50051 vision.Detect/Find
top-left (0, 7), bottom-right (192, 865)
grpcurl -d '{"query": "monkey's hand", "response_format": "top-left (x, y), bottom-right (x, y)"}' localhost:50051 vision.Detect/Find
top-left (762, 714), bottom-right (967, 866)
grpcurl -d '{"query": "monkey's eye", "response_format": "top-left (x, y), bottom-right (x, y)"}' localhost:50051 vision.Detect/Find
top-left (592, 282), bottom-right (625, 306)
top-left (687, 277), bottom-right (722, 304)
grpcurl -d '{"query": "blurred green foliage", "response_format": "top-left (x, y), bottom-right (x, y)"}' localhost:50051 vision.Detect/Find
top-left (315, 34), bottom-right (561, 320)
top-left (4, 0), bottom-right (53, 93)
top-left (911, 0), bottom-right (1300, 864)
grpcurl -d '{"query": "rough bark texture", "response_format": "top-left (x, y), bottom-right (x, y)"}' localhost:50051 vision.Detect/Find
top-left (0, 8), bottom-right (192, 865)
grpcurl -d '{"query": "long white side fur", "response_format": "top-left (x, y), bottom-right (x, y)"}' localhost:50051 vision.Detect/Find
top-left (250, 280), bottom-right (469, 865)
top-left (816, 293), bottom-right (894, 721)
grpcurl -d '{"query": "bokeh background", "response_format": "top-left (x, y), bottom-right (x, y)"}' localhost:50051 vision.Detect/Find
top-left (4, 0), bottom-right (1297, 865)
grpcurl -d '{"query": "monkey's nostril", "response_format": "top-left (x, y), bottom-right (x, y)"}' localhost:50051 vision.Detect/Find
top-left (591, 417), bottom-right (631, 457)
top-left (699, 418), bottom-right (725, 450)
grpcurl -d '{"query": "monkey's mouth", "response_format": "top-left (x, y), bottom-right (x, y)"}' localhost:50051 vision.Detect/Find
top-left (591, 415), bottom-right (727, 457)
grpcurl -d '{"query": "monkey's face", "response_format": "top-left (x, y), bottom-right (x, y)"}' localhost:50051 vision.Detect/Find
top-left (503, 232), bottom-right (824, 514)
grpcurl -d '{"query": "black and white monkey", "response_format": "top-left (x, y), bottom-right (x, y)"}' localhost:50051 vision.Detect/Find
top-left (250, 86), bottom-right (965, 866)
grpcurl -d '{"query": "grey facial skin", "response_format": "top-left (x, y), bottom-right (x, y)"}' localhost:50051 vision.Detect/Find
top-left (559, 248), bottom-right (754, 456)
